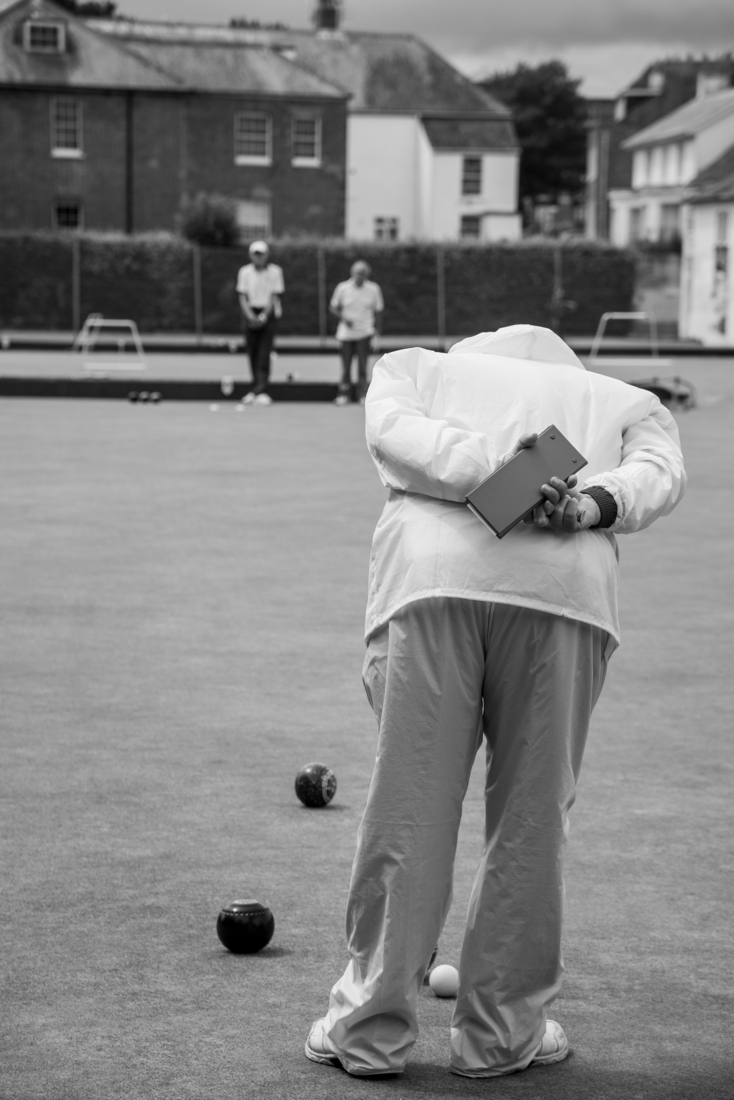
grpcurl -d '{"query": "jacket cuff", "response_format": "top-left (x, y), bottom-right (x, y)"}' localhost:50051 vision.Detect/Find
top-left (583, 486), bottom-right (618, 528)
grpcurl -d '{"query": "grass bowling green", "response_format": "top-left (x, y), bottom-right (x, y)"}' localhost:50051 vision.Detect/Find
top-left (1, 360), bottom-right (733, 1100)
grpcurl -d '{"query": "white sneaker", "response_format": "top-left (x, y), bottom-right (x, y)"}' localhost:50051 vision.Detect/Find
top-left (304, 1019), bottom-right (341, 1068)
top-left (531, 1019), bottom-right (569, 1066)
top-left (242, 392), bottom-right (255, 405)
top-left (253, 393), bottom-right (273, 406)
top-left (334, 394), bottom-right (349, 406)
top-left (451, 1020), bottom-right (569, 1078)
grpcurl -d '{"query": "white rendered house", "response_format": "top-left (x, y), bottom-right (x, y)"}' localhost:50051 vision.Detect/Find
top-left (346, 113), bottom-right (520, 242)
top-left (609, 85), bottom-right (734, 247)
top-left (679, 145), bottom-right (734, 345)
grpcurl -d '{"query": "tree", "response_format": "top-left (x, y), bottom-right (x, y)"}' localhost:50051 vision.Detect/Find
top-left (177, 193), bottom-right (240, 248)
top-left (479, 62), bottom-right (587, 209)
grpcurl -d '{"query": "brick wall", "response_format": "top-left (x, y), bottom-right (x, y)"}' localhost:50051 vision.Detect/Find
top-left (0, 87), bottom-right (347, 236)
top-left (0, 89), bottom-right (128, 231)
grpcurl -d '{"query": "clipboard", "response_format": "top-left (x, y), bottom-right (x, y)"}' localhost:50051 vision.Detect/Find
top-left (466, 425), bottom-right (587, 539)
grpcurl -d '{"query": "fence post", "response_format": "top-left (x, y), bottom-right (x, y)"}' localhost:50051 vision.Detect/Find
top-left (71, 236), bottom-right (81, 335)
top-left (436, 246), bottom-right (446, 350)
top-left (317, 247), bottom-right (327, 346)
top-left (193, 244), bottom-right (203, 346)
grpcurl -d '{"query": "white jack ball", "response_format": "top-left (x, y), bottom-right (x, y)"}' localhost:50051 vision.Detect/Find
top-left (429, 964), bottom-right (459, 998)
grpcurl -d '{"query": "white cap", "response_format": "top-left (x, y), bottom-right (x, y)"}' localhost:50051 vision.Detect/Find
top-left (249, 240), bottom-right (269, 255)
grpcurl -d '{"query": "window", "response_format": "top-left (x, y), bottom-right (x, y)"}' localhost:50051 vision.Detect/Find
top-left (716, 211), bottom-right (729, 245)
top-left (292, 117), bottom-right (321, 166)
top-left (460, 215), bottom-right (482, 239)
top-left (660, 204), bottom-right (680, 244)
top-left (629, 206), bottom-right (646, 242)
top-left (234, 113), bottom-right (271, 165)
top-left (23, 20), bottom-right (66, 53)
top-left (649, 146), bottom-right (664, 187)
top-left (663, 144), bottom-right (681, 186)
top-left (461, 157), bottom-right (482, 196)
top-left (631, 150), bottom-right (648, 189)
top-left (374, 217), bottom-right (399, 241)
top-left (54, 201), bottom-right (82, 230)
top-left (51, 98), bottom-right (82, 158)
top-left (236, 200), bottom-right (271, 243)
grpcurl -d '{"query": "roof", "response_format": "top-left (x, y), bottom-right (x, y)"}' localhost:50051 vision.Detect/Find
top-left (421, 118), bottom-right (517, 151)
top-left (0, 0), bottom-right (179, 89)
top-left (686, 143), bottom-right (734, 203)
top-left (89, 18), bottom-right (512, 119)
top-left (121, 41), bottom-right (346, 98)
top-left (623, 87), bottom-right (734, 149)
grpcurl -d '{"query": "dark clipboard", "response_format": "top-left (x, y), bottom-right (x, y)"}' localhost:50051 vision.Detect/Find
top-left (466, 425), bottom-right (587, 539)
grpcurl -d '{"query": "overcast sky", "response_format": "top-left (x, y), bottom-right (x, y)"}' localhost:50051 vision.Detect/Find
top-left (117, 1), bottom-right (734, 97)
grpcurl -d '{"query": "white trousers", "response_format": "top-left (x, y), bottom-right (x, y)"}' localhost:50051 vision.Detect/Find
top-left (322, 598), bottom-right (611, 1076)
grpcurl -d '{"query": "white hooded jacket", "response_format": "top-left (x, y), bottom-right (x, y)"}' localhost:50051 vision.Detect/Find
top-left (364, 325), bottom-right (686, 645)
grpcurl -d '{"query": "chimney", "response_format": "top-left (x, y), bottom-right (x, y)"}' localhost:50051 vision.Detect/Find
top-left (314, 1), bottom-right (341, 31)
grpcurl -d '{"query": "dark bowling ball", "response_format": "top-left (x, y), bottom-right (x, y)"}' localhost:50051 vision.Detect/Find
top-left (216, 899), bottom-right (274, 954)
top-left (295, 762), bottom-right (337, 808)
top-left (138, 391), bottom-right (150, 403)
top-left (127, 391), bottom-right (139, 403)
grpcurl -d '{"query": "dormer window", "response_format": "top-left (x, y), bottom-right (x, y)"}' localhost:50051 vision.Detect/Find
top-left (23, 20), bottom-right (66, 54)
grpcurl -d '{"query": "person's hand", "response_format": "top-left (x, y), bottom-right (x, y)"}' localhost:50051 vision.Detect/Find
top-left (499, 432), bottom-right (538, 467)
top-left (529, 477), bottom-right (601, 532)
top-left (372, 333), bottom-right (380, 352)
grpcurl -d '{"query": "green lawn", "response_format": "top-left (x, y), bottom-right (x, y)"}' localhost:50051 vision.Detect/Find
top-left (1, 369), bottom-right (733, 1100)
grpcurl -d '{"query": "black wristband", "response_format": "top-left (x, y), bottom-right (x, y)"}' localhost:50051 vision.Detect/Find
top-left (582, 486), bottom-right (617, 528)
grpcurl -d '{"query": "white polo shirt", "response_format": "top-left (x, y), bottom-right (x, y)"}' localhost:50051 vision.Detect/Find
top-left (236, 263), bottom-right (285, 311)
top-left (364, 326), bottom-right (686, 645)
top-left (331, 279), bottom-right (384, 342)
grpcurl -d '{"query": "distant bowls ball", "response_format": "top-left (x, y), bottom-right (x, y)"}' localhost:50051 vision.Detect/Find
top-left (216, 899), bottom-right (274, 954)
top-left (295, 762), bottom-right (337, 808)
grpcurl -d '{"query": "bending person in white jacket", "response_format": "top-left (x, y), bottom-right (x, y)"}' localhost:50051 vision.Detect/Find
top-left (305, 325), bottom-right (686, 1079)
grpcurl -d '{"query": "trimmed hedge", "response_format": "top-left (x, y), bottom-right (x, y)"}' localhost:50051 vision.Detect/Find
top-left (0, 233), bottom-right (634, 337)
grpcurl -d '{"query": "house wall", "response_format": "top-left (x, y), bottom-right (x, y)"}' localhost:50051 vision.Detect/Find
top-left (345, 115), bottom-right (420, 240)
top-left (0, 88), bottom-right (128, 231)
top-left (679, 202), bottom-right (734, 345)
top-left (177, 94), bottom-right (346, 238)
top-left (0, 87), bottom-right (347, 236)
top-left (695, 112), bottom-right (734, 175)
top-left (345, 117), bottom-right (521, 241)
top-left (429, 151), bottom-right (520, 240)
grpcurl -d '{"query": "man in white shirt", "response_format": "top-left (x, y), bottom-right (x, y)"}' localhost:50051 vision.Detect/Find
top-left (305, 325), bottom-right (686, 1079)
top-left (236, 241), bottom-right (284, 406)
top-left (330, 261), bottom-right (384, 405)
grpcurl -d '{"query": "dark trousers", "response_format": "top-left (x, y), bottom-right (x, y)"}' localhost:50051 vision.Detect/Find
top-left (338, 337), bottom-right (372, 399)
top-left (245, 317), bottom-right (277, 395)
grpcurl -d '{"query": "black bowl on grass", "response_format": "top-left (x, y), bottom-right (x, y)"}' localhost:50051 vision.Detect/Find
top-left (295, 762), bottom-right (337, 808)
top-left (216, 899), bottom-right (274, 954)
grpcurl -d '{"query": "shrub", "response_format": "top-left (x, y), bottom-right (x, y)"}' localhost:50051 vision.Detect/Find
top-left (0, 233), bottom-right (635, 336)
top-left (177, 193), bottom-right (240, 249)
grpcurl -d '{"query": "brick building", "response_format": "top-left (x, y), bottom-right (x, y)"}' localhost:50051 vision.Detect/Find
top-left (92, 8), bottom-right (520, 242)
top-left (0, 0), bottom-right (349, 236)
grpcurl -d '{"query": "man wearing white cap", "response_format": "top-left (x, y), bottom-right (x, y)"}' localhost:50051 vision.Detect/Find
top-left (236, 241), bottom-right (284, 406)
top-left (305, 325), bottom-right (686, 1078)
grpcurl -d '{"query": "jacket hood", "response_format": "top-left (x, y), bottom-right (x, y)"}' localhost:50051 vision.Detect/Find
top-left (449, 325), bottom-right (585, 370)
